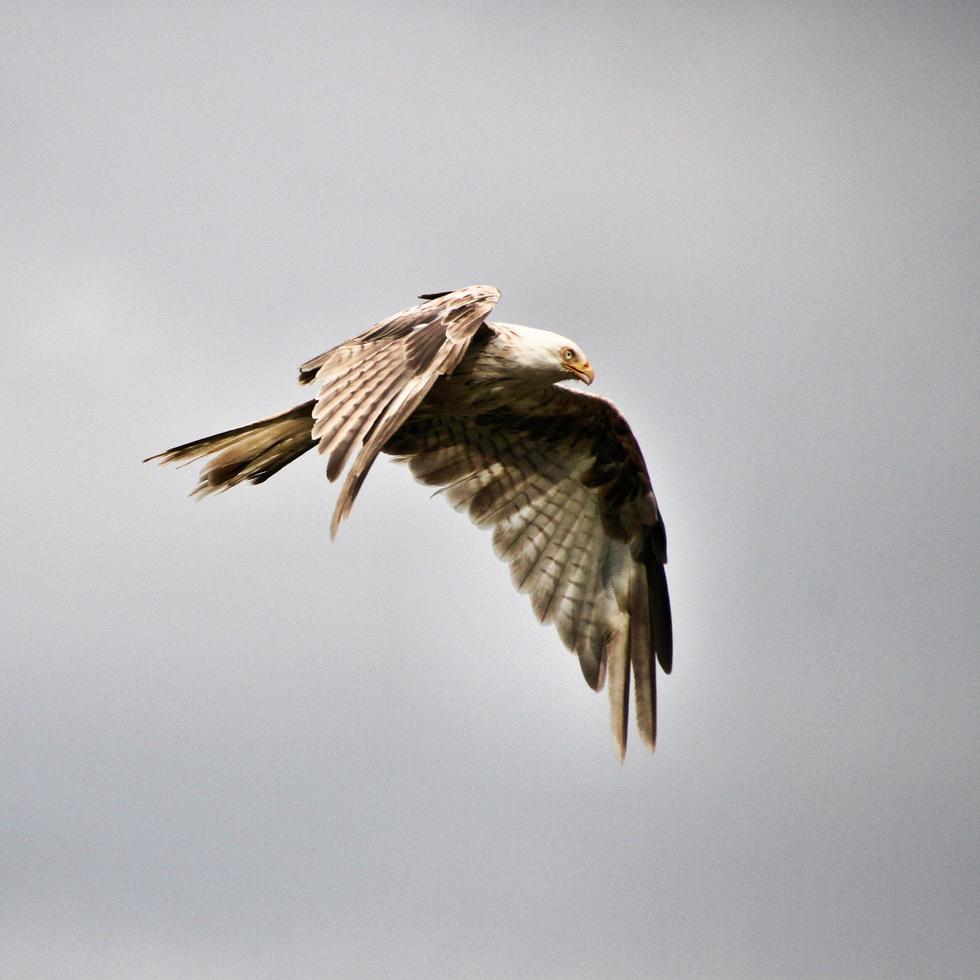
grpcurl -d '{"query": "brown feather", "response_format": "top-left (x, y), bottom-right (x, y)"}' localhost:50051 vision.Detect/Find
top-left (386, 387), bottom-right (671, 754)
top-left (145, 401), bottom-right (317, 495)
top-left (147, 284), bottom-right (673, 756)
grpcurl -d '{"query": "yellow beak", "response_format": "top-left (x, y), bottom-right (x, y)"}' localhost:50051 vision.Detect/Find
top-left (566, 360), bottom-right (595, 385)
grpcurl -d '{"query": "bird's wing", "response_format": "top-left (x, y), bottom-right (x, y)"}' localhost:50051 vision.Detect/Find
top-left (298, 285), bottom-right (501, 537)
top-left (385, 388), bottom-right (672, 758)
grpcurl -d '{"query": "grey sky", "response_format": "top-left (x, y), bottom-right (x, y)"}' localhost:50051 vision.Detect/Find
top-left (3, 2), bottom-right (978, 977)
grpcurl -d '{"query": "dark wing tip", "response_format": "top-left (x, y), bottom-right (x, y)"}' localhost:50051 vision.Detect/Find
top-left (649, 558), bottom-right (673, 675)
top-left (419, 285), bottom-right (501, 306)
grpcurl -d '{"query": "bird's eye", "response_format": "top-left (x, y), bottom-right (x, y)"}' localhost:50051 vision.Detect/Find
top-left (561, 348), bottom-right (575, 361)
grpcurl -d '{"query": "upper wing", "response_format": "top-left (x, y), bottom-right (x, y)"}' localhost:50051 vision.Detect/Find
top-left (298, 285), bottom-right (501, 537)
top-left (385, 387), bottom-right (672, 758)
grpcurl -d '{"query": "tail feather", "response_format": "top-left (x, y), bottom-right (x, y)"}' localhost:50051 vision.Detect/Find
top-left (145, 400), bottom-right (317, 496)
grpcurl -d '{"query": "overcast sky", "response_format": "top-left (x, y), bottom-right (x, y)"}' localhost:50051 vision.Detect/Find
top-left (3, 2), bottom-right (978, 977)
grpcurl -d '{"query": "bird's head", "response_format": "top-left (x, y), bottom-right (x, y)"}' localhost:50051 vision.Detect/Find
top-left (557, 340), bottom-right (595, 385)
top-left (490, 323), bottom-right (595, 386)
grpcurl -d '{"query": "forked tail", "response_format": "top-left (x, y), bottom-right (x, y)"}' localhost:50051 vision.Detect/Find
top-left (145, 400), bottom-right (317, 496)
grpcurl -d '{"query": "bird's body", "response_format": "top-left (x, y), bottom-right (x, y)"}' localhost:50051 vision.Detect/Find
top-left (148, 286), bottom-right (672, 757)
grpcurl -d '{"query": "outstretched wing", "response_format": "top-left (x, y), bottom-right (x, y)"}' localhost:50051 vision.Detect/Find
top-left (385, 388), bottom-right (672, 758)
top-left (298, 285), bottom-right (501, 537)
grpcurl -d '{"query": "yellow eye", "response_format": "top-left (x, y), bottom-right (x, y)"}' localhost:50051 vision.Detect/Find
top-left (561, 347), bottom-right (575, 361)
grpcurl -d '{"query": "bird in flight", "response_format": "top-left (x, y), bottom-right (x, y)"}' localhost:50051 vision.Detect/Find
top-left (147, 285), bottom-right (672, 757)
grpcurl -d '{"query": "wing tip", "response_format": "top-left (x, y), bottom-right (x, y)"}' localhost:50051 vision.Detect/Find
top-left (418, 284), bottom-right (501, 304)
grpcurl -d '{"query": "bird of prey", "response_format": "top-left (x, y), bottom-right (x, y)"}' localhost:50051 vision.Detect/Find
top-left (147, 285), bottom-right (672, 757)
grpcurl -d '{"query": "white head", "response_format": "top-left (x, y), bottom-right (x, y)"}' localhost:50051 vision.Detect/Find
top-left (487, 322), bottom-right (595, 386)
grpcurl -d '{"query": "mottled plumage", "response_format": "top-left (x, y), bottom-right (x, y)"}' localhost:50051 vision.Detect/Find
top-left (146, 285), bottom-right (672, 757)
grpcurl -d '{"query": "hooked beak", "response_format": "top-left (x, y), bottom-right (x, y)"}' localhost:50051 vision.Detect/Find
top-left (566, 359), bottom-right (595, 385)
